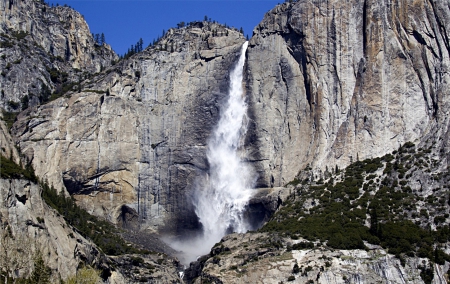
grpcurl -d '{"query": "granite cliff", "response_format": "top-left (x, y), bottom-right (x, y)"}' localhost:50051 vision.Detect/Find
top-left (6, 0), bottom-right (450, 237)
top-left (2, 0), bottom-right (450, 282)
top-left (11, 20), bottom-right (247, 234)
top-left (0, 0), bottom-right (117, 110)
top-left (245, 0), bottom-right (450, 188)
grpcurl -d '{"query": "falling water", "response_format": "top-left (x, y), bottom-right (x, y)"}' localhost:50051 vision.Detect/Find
top-left (167, 42), bottom-right (255, 264)
top-left (195, 41), bottom-right (254, 239)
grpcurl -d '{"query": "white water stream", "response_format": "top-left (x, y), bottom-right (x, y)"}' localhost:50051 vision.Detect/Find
top-left (168, 42), bottom-right (255, 264)
top-left (195, 41), bottom-right (254, 239)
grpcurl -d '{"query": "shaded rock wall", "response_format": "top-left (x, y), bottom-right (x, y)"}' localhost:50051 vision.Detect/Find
top-left (0, 118), bottom-right (20, 164)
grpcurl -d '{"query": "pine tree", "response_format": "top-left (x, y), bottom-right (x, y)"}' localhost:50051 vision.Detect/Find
top-left (100, 33), bottom-right (105, 45)
top-left (138, 38), bottom-right (144, 52)
top-left (94, 33), bottom-right (100, 44)
top-left (29, 250), bottom-right (52, 283)
top-left (369, 208), bottom-right (379, 236)
top-left (292, 263), bottom-right (300, 274)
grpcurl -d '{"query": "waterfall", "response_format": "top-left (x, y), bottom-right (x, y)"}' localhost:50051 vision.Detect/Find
top-left (166, 42), bottom-right (255, 265)
top-left (195, 41), bottom-right (255, 239)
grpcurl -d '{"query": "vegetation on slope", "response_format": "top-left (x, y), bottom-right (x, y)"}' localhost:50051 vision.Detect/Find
top-left (0, 155), bottom-right (37, 181)
top-left (261, 142), bottom-right (450, 268)
top-left (1, 154), bottom-right (149, 256)
top-left (41, 183), bottom-right (149, 256)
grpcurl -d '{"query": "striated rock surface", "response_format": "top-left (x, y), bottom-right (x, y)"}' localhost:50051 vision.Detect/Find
top-left (12, 22), bottom-right (247, 233)
top-left (0, 0), bottom-right (117, 110)
top-left (245, 0), bottom-right (450, 187)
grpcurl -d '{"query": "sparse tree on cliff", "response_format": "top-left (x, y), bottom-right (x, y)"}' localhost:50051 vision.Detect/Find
top-left (138, 38), bottom-right (144, 52)
top-left (93, 33), bottom-right (100, 44)
top-left (100, 33), bottom-right (105, 45)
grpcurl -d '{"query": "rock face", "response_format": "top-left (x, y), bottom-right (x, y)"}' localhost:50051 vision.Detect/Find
top-left (0, 0), bottom-right (117, 110)
top-left (12, 22), bottom-right (247, 233)
top-left (7, 0), bottom-right (450, 238)
top-left (0, 177), bottom-right (183, 283)
top-left (245, 0), bottom-right (450, 187)
top-left (0, 118), bottom-right (20, 164)
top-left (185, 232), bottom-right (449, 284)
top-left (0, 178), bottom-right (102, 281)
top-left (2, 0), bottom-right (450, 282)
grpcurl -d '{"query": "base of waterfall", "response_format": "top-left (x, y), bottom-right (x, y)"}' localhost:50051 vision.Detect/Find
top-left (162, 187), bottom-right (290, 265)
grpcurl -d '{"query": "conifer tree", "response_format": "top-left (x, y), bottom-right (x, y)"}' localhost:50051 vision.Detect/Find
top-left (100, 33), bottom-right (105, 45)
top-left (29, 250), bottom-right (51, 283)
top-left (94, 33), bottom-right (100, 44)
top-left (139, 38), bottom-right (144, 51)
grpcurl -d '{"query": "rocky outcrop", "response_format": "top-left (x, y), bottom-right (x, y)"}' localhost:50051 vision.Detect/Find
top-left (245, 0), bottom-right (450, 187)
top-left (0, 177), bottom-right (183, 282)
top-left (111, 254), bottom-right (181, 283)
top-left (245, 187), bottom-right (290, 229)
top-left (0, 0), bottom-right (117, 110)
top-left (185, 232), bottom-right (449, 284)
top-left (0, 117), bottom-right (20, 164)
top-left (0, 178), bottom-right (102, 281)
top-left (12, 22), bottom-right (247, 233)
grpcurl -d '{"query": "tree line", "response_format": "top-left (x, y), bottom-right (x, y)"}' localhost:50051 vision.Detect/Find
top-left (119, 16), bottom-right (246, 60)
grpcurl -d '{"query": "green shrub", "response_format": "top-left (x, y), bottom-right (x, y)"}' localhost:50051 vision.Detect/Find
top-left (65, 266), bottom-right (101, 284)
top-left (11, 30), bottom-right (28, 40)
top-left (131, 256), bottom-right (145, 266)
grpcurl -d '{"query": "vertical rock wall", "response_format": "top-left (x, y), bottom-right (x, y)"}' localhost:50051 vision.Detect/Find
top-left (245, 0), bottom-right (450, 187)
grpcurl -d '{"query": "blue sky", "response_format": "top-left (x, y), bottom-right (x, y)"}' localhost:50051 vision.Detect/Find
top-left (48, 1), bottom-right (281, 55)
